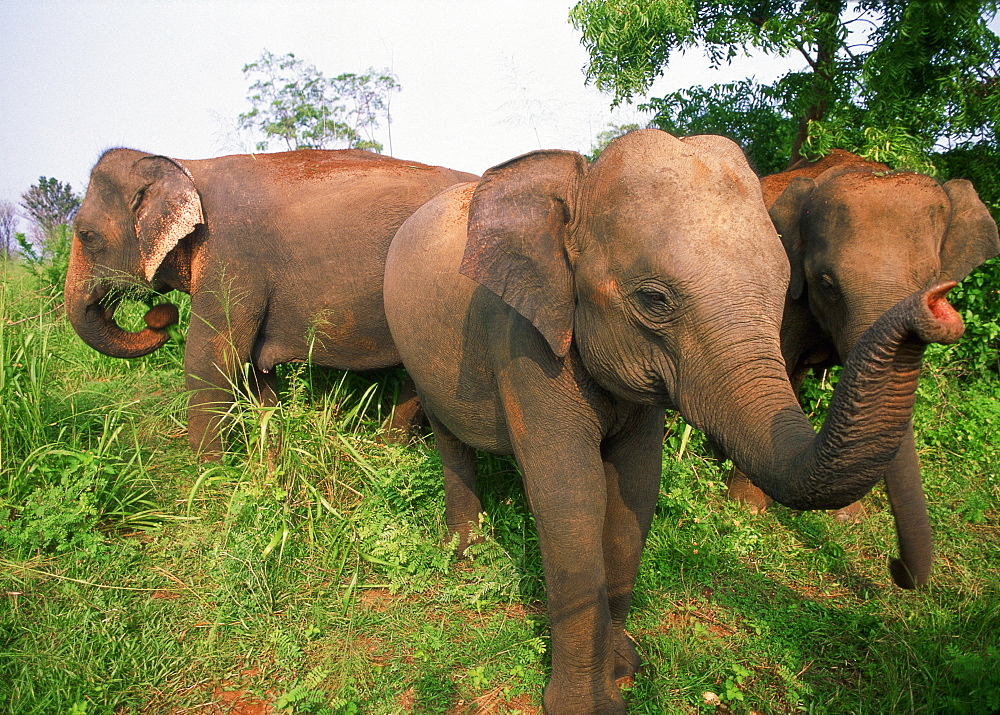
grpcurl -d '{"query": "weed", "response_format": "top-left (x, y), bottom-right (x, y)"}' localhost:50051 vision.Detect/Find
top-left (3, 252), bottom-right (1000, 713)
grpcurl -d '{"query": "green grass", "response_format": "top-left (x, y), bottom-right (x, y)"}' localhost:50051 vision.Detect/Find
top-left (1, 257), bottom-right (998, 714)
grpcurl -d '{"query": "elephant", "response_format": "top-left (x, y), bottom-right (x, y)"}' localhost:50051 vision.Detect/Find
top-left (724, 149), bottom-right (1000, 588)
top-left (382, 129), bottom-right (965, 713)
top-left (66, 147), bottom-right (477, 458)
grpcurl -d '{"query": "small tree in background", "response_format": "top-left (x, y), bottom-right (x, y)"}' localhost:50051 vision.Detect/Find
top-left (238, 50), bottom-right (400, 153)
top-left (20, 177), bottom-right (79, 240)
top-left (585, 122), bottom-right (645, 161)
top-left (0, 201), bottom-right (18, 258)
top-left (18, 177), bottom-right (80, 293)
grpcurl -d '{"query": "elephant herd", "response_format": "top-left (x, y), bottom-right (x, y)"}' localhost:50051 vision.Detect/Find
top-left (66, 130), bottom-right (997, 714)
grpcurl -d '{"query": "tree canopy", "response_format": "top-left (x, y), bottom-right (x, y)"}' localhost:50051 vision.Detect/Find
top-left (19, 177), bottom-right (80, 240)
top-left (570, 1), bottom-right (1000, 178)
top-left (238, 50), bottom-right (400, 153)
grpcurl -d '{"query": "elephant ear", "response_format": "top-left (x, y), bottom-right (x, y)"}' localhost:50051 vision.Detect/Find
top-left (939, 179), bottom-right (1000, 283)
top-left (768, 176), bottom-right (816, 300)
top-left (132, 156), bottom-right (204, 283)
top-left (460, 150), bottom-right (587, 358)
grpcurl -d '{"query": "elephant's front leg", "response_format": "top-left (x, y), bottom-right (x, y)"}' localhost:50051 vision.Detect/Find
top-left (602, 407), bottom-right (664, 684)
top-left (184, 306), bottom-right (261, 460)
top-left (520, 439), bottom-right (622, 714)
top-left (497, 382), bottom-right (625, 713)
top-left (883, 425), bottom-right (932, 588)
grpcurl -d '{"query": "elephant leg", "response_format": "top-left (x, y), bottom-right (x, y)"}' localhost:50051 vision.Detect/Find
top-left (830, 498), bottom-right (865, 523)
top-left (427, 411), bottom-right (481, 555)
top-left (519, 444), bottom-right (621, 714)
top-left (246, 365), bottom-right (279, 408)
top-left (495, 385), bottom-right (623, 713)
top-left (602, 408), bottom-right (663, 684)
top-left (884, 425), bottom-right (932, 588)
top-left (184, 305), bottom-right (260, 460)
top-left (725, 467), bottom-right (774, 513)
top-left (381, 375), bottom-right (425, 445)
top-left (184, 327), bottom-right (232, 461)
top-left (246, 365), bottom-right (282, 468)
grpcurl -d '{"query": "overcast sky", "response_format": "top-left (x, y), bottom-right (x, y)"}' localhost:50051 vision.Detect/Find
top-left (1, 0), bottom-right (806, 218)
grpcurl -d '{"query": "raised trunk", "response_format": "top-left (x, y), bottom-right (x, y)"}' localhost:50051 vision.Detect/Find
top-left (688, 283), bottom-right (963, 510)
top-left (64, 268), bottom-right (177, 359)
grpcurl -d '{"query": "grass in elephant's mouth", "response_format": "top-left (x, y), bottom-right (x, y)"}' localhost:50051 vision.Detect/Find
top-left (2, 260), bottom-right (1000, 714)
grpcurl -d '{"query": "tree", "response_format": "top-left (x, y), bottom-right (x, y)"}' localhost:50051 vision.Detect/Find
top-left (573, 0), bottom-right (1000, 378)
top-left (570, 1), bottom-right (1000, 175)
top-left (238, 50), bottom-right (400, 153)
top-left (20, 177), bottom-right (80, 240)
top-left (18, 177), bottom-right (80, 292)
top-left (0, 201), bottom-right (17, 258)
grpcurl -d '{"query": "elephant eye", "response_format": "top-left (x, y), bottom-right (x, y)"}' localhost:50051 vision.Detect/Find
top-left (634, 285), bottom-right (677, 320)
top-left (818, 273), bottom-right (840, 301)
top-left (77, 229), bottom-right (105, 250)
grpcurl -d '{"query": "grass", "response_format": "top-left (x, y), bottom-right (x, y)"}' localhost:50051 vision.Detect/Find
top-left (1, 257), bottom-right (998, 714)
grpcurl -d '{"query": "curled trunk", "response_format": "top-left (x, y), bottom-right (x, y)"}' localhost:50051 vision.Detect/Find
top-left (688, 283), bottom-right (963, 511)
top-left (64, 275), bottom-right (177, 358)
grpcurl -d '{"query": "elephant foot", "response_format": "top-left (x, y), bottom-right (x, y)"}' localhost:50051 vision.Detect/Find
top-left (543, 681), bottom-right (626, 715)
top-left (446, 519), bottom-right (485, 558)
top-left (726, 469), bottom-right (773, 514)
top-left (613, 630), bottom-right (642, 685)
top-left (379, 378), bottom-right (426, 445)
top-left (831, 500), bottom-right (865, 523)
top-left (196, 449), bottom-right (223, 464)
top-left (377, 423), bottom-right (413, 446)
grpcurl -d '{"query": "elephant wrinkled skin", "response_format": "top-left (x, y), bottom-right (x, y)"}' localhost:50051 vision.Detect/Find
top-left (725, 149), bottom-right (1000, 589)
top-left (383, 130), bottom-right (965, 713)
top-left (66, 148), bottom-right (477, 458)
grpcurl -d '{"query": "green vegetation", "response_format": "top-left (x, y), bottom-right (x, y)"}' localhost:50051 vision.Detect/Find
top-left (2, 236), bottom-right (998, 713)
top-left (571, 2), bottom-right (1000, 180)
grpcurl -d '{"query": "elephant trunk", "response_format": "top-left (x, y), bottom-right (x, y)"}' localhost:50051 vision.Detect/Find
top-left (64, 254), bottom-right (178, 359)
top-left (689, 282), bottom-right (963, 511)
top-left (835, 298), bottom-right (935, 588)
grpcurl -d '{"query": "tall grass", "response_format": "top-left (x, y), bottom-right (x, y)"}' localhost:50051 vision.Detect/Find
top-left (1, 255), bottom-right (998, 714)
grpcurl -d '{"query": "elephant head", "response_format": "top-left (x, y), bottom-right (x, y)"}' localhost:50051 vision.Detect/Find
top-left (459, 130), bottom-right (965, 511)
top-left (769, 163), bottom-right (999, 357)
top-left (65, 148), bottom-right (203, 357)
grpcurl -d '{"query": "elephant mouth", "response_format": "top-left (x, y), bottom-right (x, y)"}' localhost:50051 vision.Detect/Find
top-left (602, 365), bottom-right (675, 408)
top-left (94, 284), bottom-right (155, 319)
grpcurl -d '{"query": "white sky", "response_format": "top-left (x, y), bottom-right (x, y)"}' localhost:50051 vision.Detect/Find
top-left (1, 0), bottom-right (805, 216)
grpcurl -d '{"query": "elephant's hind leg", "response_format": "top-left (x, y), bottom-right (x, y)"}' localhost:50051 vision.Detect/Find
top-left (380, 375), bottom-right (425, 444)
top-left (725, 467), bottom-right (774, 513)
top-left (427, 412), bottom-right (482, 555)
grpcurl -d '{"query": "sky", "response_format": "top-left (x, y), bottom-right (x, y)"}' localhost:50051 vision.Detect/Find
top-left (0, 0), bottom-right (803, 224)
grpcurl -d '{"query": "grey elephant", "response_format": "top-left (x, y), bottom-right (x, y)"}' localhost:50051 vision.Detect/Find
top-left (382, 130), bottom-right (965, 713)
top-left (724, 149), bottom-right (1000, 588)
top-left (66, 148), bottom-right (477, 458)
